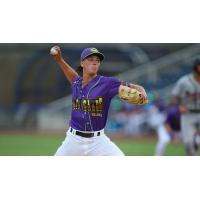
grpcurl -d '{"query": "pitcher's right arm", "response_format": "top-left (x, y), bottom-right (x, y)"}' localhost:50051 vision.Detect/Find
top-left (50, 46), bottom-right (78, 83)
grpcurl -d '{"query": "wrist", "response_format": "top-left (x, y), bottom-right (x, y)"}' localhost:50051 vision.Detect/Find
top-left (121, 81), bottom-right (130, 87)
top-left (57, 57), bottom-right (65, 64)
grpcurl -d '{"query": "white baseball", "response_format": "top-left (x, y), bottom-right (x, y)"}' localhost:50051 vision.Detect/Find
top-left (50, 47), bottom-right (58, 55)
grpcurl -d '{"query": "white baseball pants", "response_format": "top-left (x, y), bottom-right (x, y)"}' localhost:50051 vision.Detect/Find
top-left (181, 113), bottom-right (200, 144)
top-left (55, 128), bottom-right (124, 156)
top-left (181, 113), bottom-right (200, 155)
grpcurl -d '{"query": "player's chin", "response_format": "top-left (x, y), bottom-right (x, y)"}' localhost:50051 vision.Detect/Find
top-left (90, 66), bottom-right (99, 74)
top-left (88, 70), bottom-right (98, 76)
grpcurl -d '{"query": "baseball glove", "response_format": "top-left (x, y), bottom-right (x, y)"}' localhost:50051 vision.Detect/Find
top-left (118, 85), bottom-right (148, 105)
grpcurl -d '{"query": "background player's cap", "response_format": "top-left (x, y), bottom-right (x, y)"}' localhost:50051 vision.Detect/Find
top-left (81, 48), bottom-right (105, 61)
top-left (193, 57), bottom-right (200, 66)
top-left (193, 57), bottom-right (200, 72)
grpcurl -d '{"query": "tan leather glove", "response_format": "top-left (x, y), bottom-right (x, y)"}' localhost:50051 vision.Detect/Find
top-left (118, 85), bottom-right (148, 105)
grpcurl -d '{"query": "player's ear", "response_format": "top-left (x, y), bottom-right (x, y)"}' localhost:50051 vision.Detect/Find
top-left (80, 61), bottom-right (84, 68)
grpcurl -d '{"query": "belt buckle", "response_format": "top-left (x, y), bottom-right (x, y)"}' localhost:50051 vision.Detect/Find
top-left (82, 131), bottom-right (93, 138)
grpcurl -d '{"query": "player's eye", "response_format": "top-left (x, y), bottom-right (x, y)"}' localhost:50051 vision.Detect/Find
top-left (87, 57), bottom-right (100, 63)
top-left (88, 58), bottom-right (93, 61)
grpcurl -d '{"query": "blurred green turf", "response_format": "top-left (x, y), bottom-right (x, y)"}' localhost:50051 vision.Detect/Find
top-left (0, 134), bottom-right (63, 156)
top-left (116, 140), bottom-right (185, 156)
top-left (0, 133), bottom-right (186, 156)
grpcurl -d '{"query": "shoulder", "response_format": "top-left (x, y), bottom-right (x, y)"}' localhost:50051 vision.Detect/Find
top-left (177, 74), bottom-right (191, 84)
top-left (72, 76), bottom-right (82, 83)
top-left (100, 76), bottom-right (120, 84)
top-left (72, 75), bottom-right (82, 85)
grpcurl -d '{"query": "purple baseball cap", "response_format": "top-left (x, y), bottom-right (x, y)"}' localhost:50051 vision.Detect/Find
top-left (81, 47), bottom-right (105, 61)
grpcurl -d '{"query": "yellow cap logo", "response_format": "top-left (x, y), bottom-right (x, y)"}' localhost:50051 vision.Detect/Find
top-left (91, 48), bottom-right (98, 53)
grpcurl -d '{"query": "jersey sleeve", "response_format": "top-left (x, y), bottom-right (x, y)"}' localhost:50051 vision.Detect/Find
top-left (107, 77), bottom-right (121, 99)
top-left (171, 77), bottom-right (185, 97)
top-left (72, 75), bottom-right (80, 83)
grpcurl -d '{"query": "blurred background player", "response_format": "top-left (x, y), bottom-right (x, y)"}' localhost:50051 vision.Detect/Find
top-left (172, 57), bottom-right (200, 155)
top-left (146, 92), bottom-right (166, 131)
top-left (155, 104), bottom-right (181, 156)
top-left (193, 120), bottom-right (200, 152)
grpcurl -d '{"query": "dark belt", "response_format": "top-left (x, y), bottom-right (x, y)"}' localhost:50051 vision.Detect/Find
top-left (70, 128), bottom-right (100, 138)
top-left (189, 110), bottom-right (200, 113)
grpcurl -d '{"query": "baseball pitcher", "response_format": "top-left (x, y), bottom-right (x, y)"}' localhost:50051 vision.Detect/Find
top-left (50, 46), bottom-right (148, 156)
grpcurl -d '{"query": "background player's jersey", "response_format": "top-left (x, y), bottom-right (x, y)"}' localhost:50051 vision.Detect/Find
top-left (172, 73), bottom-right (200, 111)
top-left (69, 75), bottom-right (121, 131)
top-left (165, 105), bottom-right (180, 131)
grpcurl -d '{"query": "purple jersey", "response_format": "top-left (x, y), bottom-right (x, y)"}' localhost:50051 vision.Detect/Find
top-left (165, 105), bottom-right (181, 131)
top-left (69, 75), bottom-right (121, 131)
